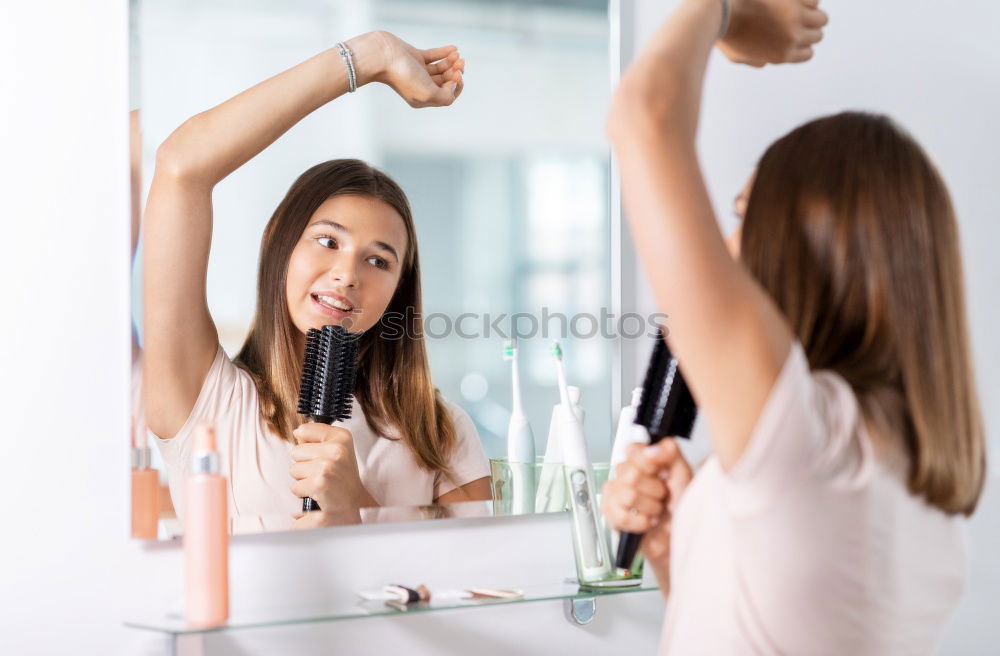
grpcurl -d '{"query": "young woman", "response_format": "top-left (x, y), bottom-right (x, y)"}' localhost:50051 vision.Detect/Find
top-left (601, 0), bottom-right (985, 653)
top-left (142, 31), bottom-right (492, 526)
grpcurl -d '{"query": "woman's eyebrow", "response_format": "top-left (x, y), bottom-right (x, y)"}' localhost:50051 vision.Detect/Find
top-left (310, 219), bottom-right (349, 233)
top-left (310, 219), bottom-right (399, 261)
top-left (372, 241), bottom-right (399, 262)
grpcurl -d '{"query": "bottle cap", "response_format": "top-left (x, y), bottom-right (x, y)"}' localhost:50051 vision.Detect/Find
top-left (194, 423), bottom-right (217, 453)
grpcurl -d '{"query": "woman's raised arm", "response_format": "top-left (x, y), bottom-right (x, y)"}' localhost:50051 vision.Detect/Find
top-left (606, 0), bottom-right (825, 470)
top-left (143, 31), bottom-right (464, 439)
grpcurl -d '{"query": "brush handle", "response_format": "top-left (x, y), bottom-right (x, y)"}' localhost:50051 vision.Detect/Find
top-left (300, 413), bottom-right (335, 513)
top-left (614, 532), bottom-right (643, 571)
top-left (615, 330), bottom-right (696, 570)
top-left (508, 463), bottom-right (536, 515)
top-left (613, 432), bottom-right (665, 570)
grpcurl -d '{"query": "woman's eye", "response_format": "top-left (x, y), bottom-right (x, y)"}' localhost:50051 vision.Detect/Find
top-left (317, 236), bottom-right (337, 249)
top-left (368, 256), bottom-right (389, 271)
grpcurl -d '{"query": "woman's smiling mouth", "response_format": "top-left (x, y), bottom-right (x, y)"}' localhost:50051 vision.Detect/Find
top-left (311, 292), bottom-right (358, 318)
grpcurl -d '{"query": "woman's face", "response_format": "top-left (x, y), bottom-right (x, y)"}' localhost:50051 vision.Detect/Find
top-left (285, 194), bottom-right (408, 337)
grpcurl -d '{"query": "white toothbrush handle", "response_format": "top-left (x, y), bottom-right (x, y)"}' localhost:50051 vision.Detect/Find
top-left (566, 467), bottom-right (612, 580)
top-left (509, 462), bottom-right (536, 514)
top-left (534, 463), bottom-right (567, 513)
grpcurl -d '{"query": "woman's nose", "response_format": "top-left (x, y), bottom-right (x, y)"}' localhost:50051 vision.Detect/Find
top-left (328, 258), bottom-right (359, 287)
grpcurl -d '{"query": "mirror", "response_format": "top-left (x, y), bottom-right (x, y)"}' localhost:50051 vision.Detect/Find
top-left (130, 0), bottom-right (626, 539)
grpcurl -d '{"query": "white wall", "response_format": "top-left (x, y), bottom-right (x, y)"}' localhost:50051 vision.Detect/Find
top-left (627, 0), bottom-right (1000, 652)
top-left (125, 512), bottom-right (663, 655)
top-left (0, 0), bottom-right (131, 654)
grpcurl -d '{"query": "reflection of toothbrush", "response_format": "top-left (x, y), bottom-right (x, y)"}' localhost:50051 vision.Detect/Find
top-left (552, 341), bottom-right (571, 407)
top-left (535, 402), bottom-right (566, 512)
top-left (504, 339), bottom-right (536, 514)
top-left (535, 385), bottom-right (583, 512)
top-left (551, 341), bottom-right (612, 582)
top-left (538, 342), bottom-right (575, 509)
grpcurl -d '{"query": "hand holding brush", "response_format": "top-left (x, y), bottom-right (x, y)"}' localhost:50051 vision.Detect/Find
top-left (605, 329), bottom-right (698, 571)
top-left (294, 325), bottom-right (362, 512)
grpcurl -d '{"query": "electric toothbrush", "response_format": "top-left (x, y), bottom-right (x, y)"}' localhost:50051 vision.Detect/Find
top-left (535, 385), bottom-right (583, 512)
top-left (608, 387), bottom-right (649, 556)
top-left (551, 341), bottom-right (612, 583)
top-left (503, 339), bottom-right (536, 514)
top-left (609, 388), bottom-right (648, 477)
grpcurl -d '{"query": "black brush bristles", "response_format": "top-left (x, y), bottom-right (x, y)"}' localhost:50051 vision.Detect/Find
top-left (635, 328), bottom-right (697, 440)
top-left (296, 325), bottom-right (361, 512)
top-left (298, 325), bottom-right (360, 423)
top-left (297, 328), bottom-right (322, 417)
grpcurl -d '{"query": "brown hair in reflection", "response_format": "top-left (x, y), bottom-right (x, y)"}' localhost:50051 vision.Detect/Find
top-left (234, 159), bottom-right (458, 482)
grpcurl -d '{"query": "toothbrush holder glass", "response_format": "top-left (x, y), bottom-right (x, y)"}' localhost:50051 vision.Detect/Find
top-left (569, 462), bottom-right (645, 587)
top-left (489, 457), bottom-right (544, 516)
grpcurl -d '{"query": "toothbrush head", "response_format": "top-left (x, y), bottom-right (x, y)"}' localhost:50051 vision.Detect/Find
top-left (550, 340), bottom-right (563, 361)
top-left (502, 338), bottom-right (517, 361)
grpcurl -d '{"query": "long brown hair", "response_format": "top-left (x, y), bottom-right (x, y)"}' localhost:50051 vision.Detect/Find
top-left (234, 159), bottom-right (458, 477)
top-left (742, 111), bottom-right (985, 516)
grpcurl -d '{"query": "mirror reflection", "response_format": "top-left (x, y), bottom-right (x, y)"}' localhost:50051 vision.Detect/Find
top-left (130, 0), bottom-right (613, 538)
top-left (152, 500), bottom-right (498, 539)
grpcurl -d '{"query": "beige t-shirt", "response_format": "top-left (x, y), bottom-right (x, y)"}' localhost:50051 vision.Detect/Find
top-left (148, 345), bottom-right (490, 520)
top-left (661, 340), bottom-right (968, 655)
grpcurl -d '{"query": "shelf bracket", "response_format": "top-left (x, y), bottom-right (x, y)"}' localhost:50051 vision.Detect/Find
top-left (564, 597), bottom-right (597, 625)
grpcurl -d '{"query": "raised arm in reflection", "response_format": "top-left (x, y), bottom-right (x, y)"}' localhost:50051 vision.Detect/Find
top-left (142, 31), bottom-right (492, 520)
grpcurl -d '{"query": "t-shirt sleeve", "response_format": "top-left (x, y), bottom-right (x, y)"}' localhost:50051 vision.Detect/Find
top-left (724, 340), bottom-right (873, 514)
top-left (148, 345), bottom-right (244, 489)
top-left (433, 400), bottom-right (491, 499)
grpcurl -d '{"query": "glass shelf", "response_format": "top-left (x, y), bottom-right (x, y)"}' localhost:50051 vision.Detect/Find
top-left (125, 579), bottom-right (660, 636)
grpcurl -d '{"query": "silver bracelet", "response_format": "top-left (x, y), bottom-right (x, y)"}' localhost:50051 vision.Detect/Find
top-left (336, 42), bottom-right (357, 93)
top-left (718, 0), bottom-right (731, 39)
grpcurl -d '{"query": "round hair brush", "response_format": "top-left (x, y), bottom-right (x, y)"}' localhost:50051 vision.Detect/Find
top-left (297, 325), bottom-right (361, 512)
top-left (614, 328), bottom-right (698, 570)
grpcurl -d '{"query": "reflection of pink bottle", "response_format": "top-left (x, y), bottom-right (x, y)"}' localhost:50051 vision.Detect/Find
top-left (131, 419), bottom-right (159, 540)
top-left (184, 424), bottom-right (228, 628)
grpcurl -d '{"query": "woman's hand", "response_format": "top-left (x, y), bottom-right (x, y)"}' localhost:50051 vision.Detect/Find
top-left (290, 424), bottom-right (378, 513)
top-left (601, 440), bottom-right (693, 588)
top-left (717, 0), bottom-right (828, 66)
top-left (347, 31), bottom-right (465, 108)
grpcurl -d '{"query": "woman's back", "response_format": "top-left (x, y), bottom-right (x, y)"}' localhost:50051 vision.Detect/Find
top-left (662, 341), bottom-right (967, 655)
